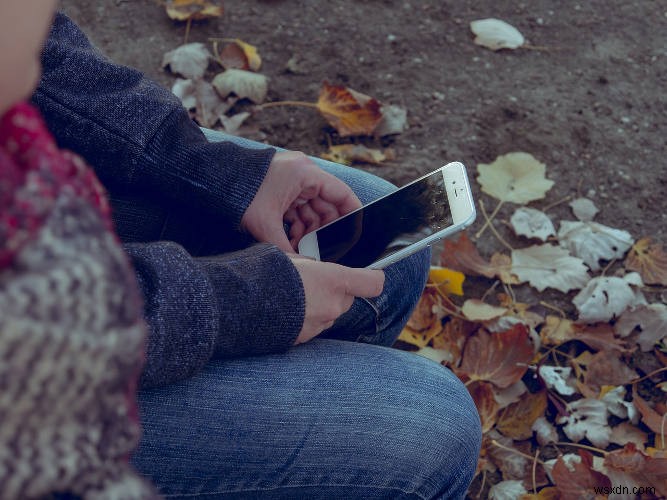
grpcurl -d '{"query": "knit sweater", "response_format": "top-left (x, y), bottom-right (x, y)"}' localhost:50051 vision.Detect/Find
top-left (33, 13), bottom-right (305, 388)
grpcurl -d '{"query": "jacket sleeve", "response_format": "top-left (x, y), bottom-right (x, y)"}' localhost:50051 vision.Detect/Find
top-left (32, 11), bottom-right (274, 229)
top-left (126, 241), bottom-right (305, 389)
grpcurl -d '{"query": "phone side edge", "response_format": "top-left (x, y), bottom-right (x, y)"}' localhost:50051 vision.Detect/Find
top-left (442, 161), bottom-right (477, 226)
top-left (297, 231), bottom-right (321, 261)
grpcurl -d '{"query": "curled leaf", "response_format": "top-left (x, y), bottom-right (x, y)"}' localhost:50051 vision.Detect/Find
top-left (477, 152), bottom-right (554, 204)
top-left (461, 299), bottom-right (508, 322)
top-left (212, 69), bottom-right (268, 103)
top-left (162, 43), bottom-right (212, 79)
top-left (625, 237), bottom-right (667, 286)
top-left (615, 303), bottom-right (667, 351)
top-left (440, 231), bottom-right (511, 280)
top-left (217, 39), bottom-right (262, 71)
top-left (510, 207), bottom-right (555, 241)
top-left (320, 144), bottom-right (396, 166)
top-left (470, 18), bottom-right (525, 51)
top-left (467, 381), bottom-right (500, 433)
top-left (165, 0), bottom-right (223, 21)
top-left (428, 266), bottom-right (465, 296)
top-left (374, 104), bottom-right (408, 136)
top-left (558, 220), bottom-right (634, 271)
top-left (569, 197), bottom-right (599, 222)
top-left (316, 82), bottom-right (382, 137)
top-left (557, 398), bottom-right (611, 448)
top-left (573, 275), bottom-right (642, 323)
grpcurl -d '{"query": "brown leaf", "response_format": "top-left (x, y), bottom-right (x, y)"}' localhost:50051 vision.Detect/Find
top-left (488, 432), bottom-right (549, 486)
top-left (542, 317), bottom-right (632, 353)
top-left (320, 144), bottom-right (395, 166)
top-left (632, 388), bottom-right (667, 437)
top-left (583, 351), bottom-right (637, 391)
top-left (467, 381), bottom-right (500, 433)
top-left (431, 317), bottom-right (476, 367)
top-left (316, 82), bottom-right (382, 137)
top-left (519, 487), bottom-right (560, 500)
top-left (552, 451), bottom-right (611, 499)
top-left (165, 0), bottom-right (223, 21)
top-left (457, 323), bottom-right (534, 389)
top-left (625, 237), bottom-right (667, 286)
top-left (216, 39), bottom-right (262, 72)
top-left (440, 231), bottom-right (512, 280)
top-left (497, 390), bottom-right (548, 440)
top-left (406, 288), bottom-right (440, 332)
top-left (604, 443), bottom-right (667, 498)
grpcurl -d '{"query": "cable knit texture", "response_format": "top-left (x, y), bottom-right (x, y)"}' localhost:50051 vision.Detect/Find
top-left (0, 103), bottom-right (157, 498)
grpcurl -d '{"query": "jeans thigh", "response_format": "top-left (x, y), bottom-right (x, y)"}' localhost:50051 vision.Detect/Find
top-left (131, 339), bottom-right (481, 499)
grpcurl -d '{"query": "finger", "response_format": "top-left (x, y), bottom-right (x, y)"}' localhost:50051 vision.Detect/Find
top-left (317, 173), bottom-right (362, 215)
top-left (285, 208), bottom-right (306, 244)
top-left (261, 219), bottom-right (295, 253)
top-left (309, 197), bottom-right (341, 226)
top-left (297, 202), bottom-right (321, 232)
top-left (339, 267), bottom-right (385, 298)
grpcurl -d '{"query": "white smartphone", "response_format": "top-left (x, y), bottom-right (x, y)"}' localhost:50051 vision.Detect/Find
top-left (297, 161), bottom-right (476, 269)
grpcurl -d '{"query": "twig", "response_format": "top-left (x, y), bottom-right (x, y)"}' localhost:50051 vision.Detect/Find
top-left (259, 101), bottom-right (319, 109)
top-left (475, 470), bottom-right (487, 499)
top-left (491, 439), bottom-right (546, 466)
top-left (543, 194), bottom-right (573, 212)
top-left (539, 300), bottom-right (567, 318)
top-left (478, 199), bottom-right (514, 251)
top-left (481, 280), bottom-right (500, 303)
top-left (630, 366), bottom-right (667, 384)
top-left (532, 448), bottom-right (540, 495)
top-left (475, 199), bottom-right (504, 239)
top-left (553, 441), bottom-right (608, 456)
top-left (184, 18), bottom-right (192, 44)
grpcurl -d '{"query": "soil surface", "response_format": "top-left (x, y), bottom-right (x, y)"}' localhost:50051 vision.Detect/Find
top-left (59, 0), bottom-right (667, 250)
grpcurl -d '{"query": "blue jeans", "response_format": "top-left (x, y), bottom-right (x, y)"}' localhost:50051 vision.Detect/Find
top-left (130, 132), bottom-right (482, 499)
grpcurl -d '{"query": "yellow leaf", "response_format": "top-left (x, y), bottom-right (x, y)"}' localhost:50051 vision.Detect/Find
top-left (316, 81), bottom-right (382, 137)
top-left (625, 237), bottom-right (667, 286)
top-left (165, 0), bottom-right (223, 21)
top-left (233, 39), bottom-right (261, 71)
top-left (496, 390), bottom-right (547, 440)
top-left (321, 144), bottom-right (395, 166)
top-left (217, 39), bottom-right (262, 71)
top-left (428, 266), bottom-right (465, 296)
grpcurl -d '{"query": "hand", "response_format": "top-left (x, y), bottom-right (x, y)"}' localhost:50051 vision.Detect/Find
top-left (289, 256), bottom-right (385, 345)
top-left (240, 151), bottom-right (362, 252)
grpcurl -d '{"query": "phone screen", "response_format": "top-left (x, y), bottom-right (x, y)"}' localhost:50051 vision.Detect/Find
top-left (313, 169), bottom-right (453, 267)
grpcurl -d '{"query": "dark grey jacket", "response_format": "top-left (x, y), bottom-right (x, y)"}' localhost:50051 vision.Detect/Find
top-left (33, 12), bottom-right (304, 388)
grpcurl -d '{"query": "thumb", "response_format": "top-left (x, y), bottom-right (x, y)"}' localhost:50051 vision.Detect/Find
top-left (340, 267), bottom-right (385, 298)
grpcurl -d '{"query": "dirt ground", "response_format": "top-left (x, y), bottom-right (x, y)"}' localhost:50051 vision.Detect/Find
top-left (59, 0), bottom-right (667, 249)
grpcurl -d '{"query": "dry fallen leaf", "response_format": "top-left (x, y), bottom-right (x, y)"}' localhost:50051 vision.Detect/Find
top-left (468, 381), bottom-right (500, 433)
top-left (165, 0), bottom-right (223, 21)
top-left (216, 38), bottom-right (262, 71)
top-left (428, 266), bottom-right (465, 296)
top-left (440, 231), bottom-right (511, 280)
top-left (162, 42), bottom-right (212, 79)
top-left (430, 317), bottom-right (475, 367)
top-left (557, 398), bottom-right (611, 448)
top-left (316, 82), bottom-right (383, 137)
top-left (496, 390), bottom-right (547, 440)
top-left (510, 207), bottom-right (556, 241)
top-left (374, 104), bottom-right (408, 136)
top-left (609, 422), bottom-right (648, 450)
top-left (470, 18), bottom-right (525, 51)
top-left (632, 388), bottom-right (667, 438)
top-left (457, 324), bottom-right (534, 388)
top-left (477, 152), bottom-right (554, 204)
top-left (511, 244), bottom-right (590, 293)
top-left (488, 480), bottom-right (528, 499)
top-left (320, 144), bottom-right (396, 166)
top-left (603, 443), bottom-right (667, 498)
top-left (558, 220), bottom-right (634, 271)
top-left (212, 69), bottom-right (268, 103)
top-left (625, 237), bottom-right (667, 286)
top-left (615, 303), bottom-right (667, 351)
top-left (551, 451), bottom-right (611, 499)
top-left (532, 416), bottom-right (559, 446)
top-left (461, 299), bottom-right (508, 322)
top-left (573, 274), bottom-right (642, 323)
top-left (599, 385), bottom-right (638, 422)
top-left (539, 365), bottom-right (577, 396)
top-left (569, 197), bottom-right (599, 222)
top-left (219, 111), bottom-right (251, 135)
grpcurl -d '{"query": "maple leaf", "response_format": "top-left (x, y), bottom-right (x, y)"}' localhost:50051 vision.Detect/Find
top-left (470, 19), bottom-right (525, 51)
top-left (316, 82), bottom-right (382, 137)
top-left (511, 244), bottom-right (590, 293)
top-left (625, 237), bottom-right (667, 286)
top-left (615, 303), bottom-right (667, 351)
top-left (458, 324), bottom-right (534, 389)
top-left (571, 322), bottom-right (633, 353)
top-left (477, 152), bottom-right (554, 204)
top-left (510, 207), bottom-right (556, 242)
top-left (496, 390), bottom-right (547, 440)
top-left (584, 355), bottom-right (637, 395)
top-left (558, 220), bottom-right (634, 271)
top-left (552, 451), bottom-right (611, 499)
top-left (320, 144), bottom-right (396, 166)
top-left (467, 381), bottom-right (500, 433)
top-left (165, 0), bottom-right (223, 21)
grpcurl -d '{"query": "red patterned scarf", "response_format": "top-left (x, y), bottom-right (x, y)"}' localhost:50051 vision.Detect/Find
top-left (0, 103), bottom-right (157, 498)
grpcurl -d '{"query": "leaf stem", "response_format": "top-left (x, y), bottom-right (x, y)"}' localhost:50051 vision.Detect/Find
top-left (552, 441), bottom-right (608, 456)
top-left (630, 366), bottom-right (667, 384)
top-left (478, 199), bottom-right (514, 251)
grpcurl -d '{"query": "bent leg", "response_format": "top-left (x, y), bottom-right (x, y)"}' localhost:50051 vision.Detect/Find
top-left (131, 339), bottom-right (481, 499)
top-left (201, 130), bottom-right (430, 347)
